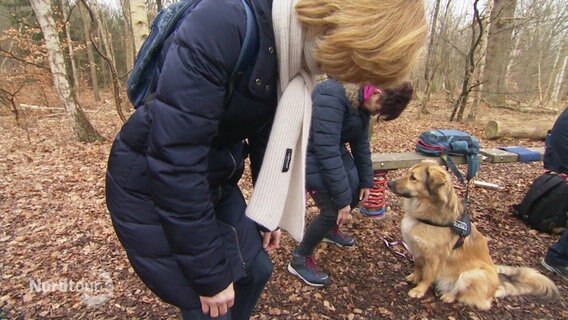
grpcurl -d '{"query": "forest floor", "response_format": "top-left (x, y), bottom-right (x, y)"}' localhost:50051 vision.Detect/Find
top-left (0, 93), bottom-right (567, 320)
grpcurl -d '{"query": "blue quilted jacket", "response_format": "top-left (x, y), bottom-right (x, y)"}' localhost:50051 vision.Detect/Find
top-left (105, 0), bottom-right (276, 310)
top-left (306, 80), bottom-right (374, 210)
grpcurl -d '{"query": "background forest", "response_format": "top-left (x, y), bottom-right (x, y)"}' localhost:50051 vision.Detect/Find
top-left (1, 0), bottom-right (567, 134)
top-left (1, 0), bottom-right (567, 319)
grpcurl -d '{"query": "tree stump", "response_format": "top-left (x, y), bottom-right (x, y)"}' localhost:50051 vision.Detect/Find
top-left (484, 120), bottom-right (553, 140)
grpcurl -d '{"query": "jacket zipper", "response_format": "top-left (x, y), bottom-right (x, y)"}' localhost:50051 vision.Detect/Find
top-left (226, 150), bottom-right (238, 180)
top-left (218, 220), bottom-right (247, 272)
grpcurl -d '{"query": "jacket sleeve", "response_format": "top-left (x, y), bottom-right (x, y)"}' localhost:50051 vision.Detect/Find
top-left (349, 120), bottom-right (374, 189)
top-left (146, 1), bottom-right (245, 297)
top-left (247, 117), bottom-right (274, 184)
top-left (311, 89), bottom-right (353, 210)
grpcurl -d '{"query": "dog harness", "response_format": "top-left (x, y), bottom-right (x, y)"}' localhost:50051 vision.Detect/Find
top-left (416, 213), bottom-right (472, 249)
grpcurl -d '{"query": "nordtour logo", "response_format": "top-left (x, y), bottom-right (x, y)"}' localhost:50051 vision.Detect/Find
top-left (28, 270), bottom-right (114, 307)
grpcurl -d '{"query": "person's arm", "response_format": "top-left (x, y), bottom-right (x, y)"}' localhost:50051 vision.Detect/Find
top-left (311, 88), bottom-right (353, 210)
top-left (349, 116), bottom-right (374, 190)
top-left (146, 1), bottom-right (246, 297)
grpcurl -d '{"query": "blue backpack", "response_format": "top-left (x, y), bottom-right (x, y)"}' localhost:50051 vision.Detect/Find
top-left (127, 0), bottom-right (257, 108)
top-left (416, 129), bottom-right (480, 182)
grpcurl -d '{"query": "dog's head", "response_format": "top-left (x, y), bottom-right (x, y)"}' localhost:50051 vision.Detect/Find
top-left (387, 160), bottom-right (454, 205)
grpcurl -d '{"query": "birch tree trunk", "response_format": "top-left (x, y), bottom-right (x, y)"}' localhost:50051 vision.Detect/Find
top-left (123, 0), bottom-right (134, 73)
top-left (79, 1), bottom-right (100, 101)
top-left (30, 0), bottom-right (103, 143)
top-left (61, 0), bottom-right (79, 92)
top-left (130, 0), bottom-right (149, 54)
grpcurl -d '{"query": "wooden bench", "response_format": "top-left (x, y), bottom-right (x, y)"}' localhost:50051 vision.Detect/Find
top-left (371, 147), bottom-right (545, 171)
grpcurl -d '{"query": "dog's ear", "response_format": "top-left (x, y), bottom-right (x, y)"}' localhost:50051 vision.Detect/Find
top-left (426, 167), bottom-right (449, 203)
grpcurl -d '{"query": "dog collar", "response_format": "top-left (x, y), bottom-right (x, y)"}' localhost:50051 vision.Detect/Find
top-left (416, 214), bottom-right (471, 249)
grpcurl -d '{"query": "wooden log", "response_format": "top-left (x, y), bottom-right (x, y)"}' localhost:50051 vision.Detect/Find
top-left (484, 120), bottom-right (553, 140)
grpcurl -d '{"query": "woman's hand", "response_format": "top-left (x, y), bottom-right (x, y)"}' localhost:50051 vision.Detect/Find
top-left (359, 188), bottom-right (371, 202)
top-left (336, 205), bottom-right (351, 225)
top-left (199, 282), bottom-right (234, 318)
top-left (262, 228), bottom-right (282, 252)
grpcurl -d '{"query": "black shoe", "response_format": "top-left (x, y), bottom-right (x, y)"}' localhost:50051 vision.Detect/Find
top-left (288, 250), bottom-right (329, 287)
top-left (541, 257), bottom-right (568, 282)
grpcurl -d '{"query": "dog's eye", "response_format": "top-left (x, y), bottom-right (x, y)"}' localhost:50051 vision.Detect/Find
top-left (409, 174), bottom-right (417, 181)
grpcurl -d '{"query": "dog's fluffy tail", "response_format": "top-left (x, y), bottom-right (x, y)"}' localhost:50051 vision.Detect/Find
top-left (495, 265), bottom-right (559, 299)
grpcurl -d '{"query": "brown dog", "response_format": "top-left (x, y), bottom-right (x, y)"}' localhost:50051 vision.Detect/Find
top-left (388, 160), bottom-right (559, 310)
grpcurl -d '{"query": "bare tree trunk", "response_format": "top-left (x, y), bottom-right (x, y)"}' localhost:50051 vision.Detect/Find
top-left (79, 0), bottom-right (128, 123)
top-left (30, 0), bottom-right (103, 143)
top-left (469, 0), bottom-right (494, 119)
top-left (483, 0), bottom-right (517, 106)
top-left (61, 0), bottom-right (80, 92)
top-left (439, 1), bottom-right (454, 102)
top-left (97, 6), bottom-right (117, 73)
top-left (451, 0), bottom-right (483, 122)
top-left (553, 55), bottom-right (568, 104)
top-left (123, 0), bottom-right (134, 74)
top-left (419, 0), bottom-right (442, 117)
top-left (79, 1), bottom-right (100, 101)
top-left (545, 41), bottom-right (566, 104)
top-left (130, 0), bottom-right (149, 54)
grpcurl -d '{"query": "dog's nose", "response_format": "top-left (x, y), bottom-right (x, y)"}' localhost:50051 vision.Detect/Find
top-left (387, 180), bottom-right (395, 190)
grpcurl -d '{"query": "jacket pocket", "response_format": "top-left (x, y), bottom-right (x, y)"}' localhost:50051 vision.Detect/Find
top-left (216, 220), bottom-right (247, 281)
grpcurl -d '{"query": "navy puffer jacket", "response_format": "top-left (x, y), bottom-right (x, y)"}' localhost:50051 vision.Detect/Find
top-left (306, 79), bottom-right (374, 210)
top-left (105, 0), bottom-right (277, 310)
top-left (544, 107), bottom-right (568, 173)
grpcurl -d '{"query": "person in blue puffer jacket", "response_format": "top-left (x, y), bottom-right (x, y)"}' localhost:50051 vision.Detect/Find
top-left (105, 0), bottom-right (428, 318)
top-left (288, 79), bottom-right (414, 287)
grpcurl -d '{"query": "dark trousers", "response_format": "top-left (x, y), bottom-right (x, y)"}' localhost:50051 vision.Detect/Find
top-left (546, 231), bottom-right (568, 266)
top-left (181, 249), bottom-right (272, 320)
top-left (296, 192), bottom-right (340, 256)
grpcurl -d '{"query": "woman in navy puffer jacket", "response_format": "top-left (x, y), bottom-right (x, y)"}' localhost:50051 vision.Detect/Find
top-left (106, 1), bottom-right (278, 318)
top-left (105, 0), bottom-right (427, 318)
top-left (288, 79), bottom-right (414, 287)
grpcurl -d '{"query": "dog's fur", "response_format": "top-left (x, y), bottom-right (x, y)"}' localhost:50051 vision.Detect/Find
top-left (388, 161), bottom-right (559, 310)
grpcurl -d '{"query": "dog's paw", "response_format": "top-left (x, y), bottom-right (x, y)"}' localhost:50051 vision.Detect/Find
top-left (406, 273), bottom-right (420, 284)
top-left (440, 293), bottom-right (456, 303)
top-left (408, 286), bottom-right (427, 298)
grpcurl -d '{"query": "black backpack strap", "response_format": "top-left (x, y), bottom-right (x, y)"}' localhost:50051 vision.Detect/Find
top-left (223, 0), bottom-right (258, 109)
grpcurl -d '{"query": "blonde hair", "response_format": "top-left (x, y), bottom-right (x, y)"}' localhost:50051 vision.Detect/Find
top-left (295, 0), bottom-right (427, 88)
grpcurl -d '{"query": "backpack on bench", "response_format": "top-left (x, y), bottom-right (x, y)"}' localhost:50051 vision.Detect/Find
top-left (415, 129), bottom-right (480, 182)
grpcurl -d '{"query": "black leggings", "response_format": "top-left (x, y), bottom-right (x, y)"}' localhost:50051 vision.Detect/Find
top-left (296, 192), bottom-right (344, 256)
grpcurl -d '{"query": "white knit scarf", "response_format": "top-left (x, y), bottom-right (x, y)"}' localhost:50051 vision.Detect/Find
top-left (245, 0), bottom-right (315, 241)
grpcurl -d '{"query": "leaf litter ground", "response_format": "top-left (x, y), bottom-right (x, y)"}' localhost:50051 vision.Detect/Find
top-left (1, 96), bottom-right (566, 319)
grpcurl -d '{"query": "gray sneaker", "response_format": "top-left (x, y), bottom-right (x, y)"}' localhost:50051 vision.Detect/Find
top-left (323, 226), bottom-right (355, 247)
top-left (288, 250), bottom-right (329, 287)
top-left (541, 257), bottom-right (568, 282)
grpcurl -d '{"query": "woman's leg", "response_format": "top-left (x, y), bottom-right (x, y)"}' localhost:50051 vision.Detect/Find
top-left (231, 249), bottom-right (273, 319)
top-left (296, 192), bottom-right (338, 256)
